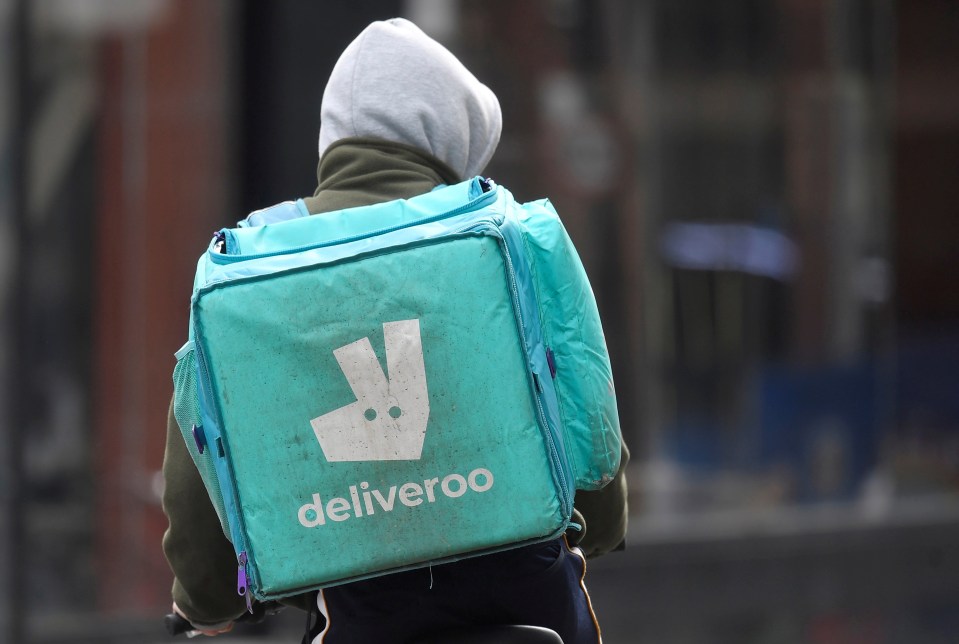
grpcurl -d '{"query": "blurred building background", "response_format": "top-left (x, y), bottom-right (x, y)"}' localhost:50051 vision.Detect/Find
top-left (1, 0), bottom-right (957, 642)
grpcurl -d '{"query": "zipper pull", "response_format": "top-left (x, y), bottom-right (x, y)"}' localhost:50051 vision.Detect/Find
top-left (213, 230), bottom-right (226, 254)
top-left (237, 552), bottom-right (253, 613)
top-left (546, 347), bottom-right (557, 379)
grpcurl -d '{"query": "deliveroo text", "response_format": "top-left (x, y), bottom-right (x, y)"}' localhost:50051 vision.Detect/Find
top-left (297, 467), bottom-right (495, 527)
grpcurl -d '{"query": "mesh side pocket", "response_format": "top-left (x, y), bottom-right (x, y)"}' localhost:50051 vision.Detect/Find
top-left (172, 341), bottom-right (231, 538)
top-left (173, 342), bottom-right (202, 434)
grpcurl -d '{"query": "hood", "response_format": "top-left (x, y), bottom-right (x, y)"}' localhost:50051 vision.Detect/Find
top-left (318, 18), bottom-right (502, 181)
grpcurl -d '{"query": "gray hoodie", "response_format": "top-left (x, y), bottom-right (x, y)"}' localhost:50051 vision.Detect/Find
top-left (317, 18), bottom-right (502, 181)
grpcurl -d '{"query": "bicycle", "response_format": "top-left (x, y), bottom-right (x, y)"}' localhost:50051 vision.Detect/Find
top-left (164, 611), bottom-right (564, 643)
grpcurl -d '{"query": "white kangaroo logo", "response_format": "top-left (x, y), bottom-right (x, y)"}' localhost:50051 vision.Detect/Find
top-left (310, 319), bottom-right (430, 462)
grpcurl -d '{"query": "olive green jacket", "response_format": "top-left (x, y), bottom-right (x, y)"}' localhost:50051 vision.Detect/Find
top-left (161, 138), bottom-right (629, 627)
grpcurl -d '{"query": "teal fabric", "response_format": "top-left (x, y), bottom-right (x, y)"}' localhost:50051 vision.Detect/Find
top-left (194, 235), bottom-right (565, 598)
top-left (237, 200), bottom-right (310, 228)
top-left (216, 178), bottom-right (489, 262)
top-left (173, 177), bottom-right (622, 600)
top-left (515, 199), bottom-right (622, 489)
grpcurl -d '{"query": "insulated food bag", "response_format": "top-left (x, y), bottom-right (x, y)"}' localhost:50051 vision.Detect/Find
top-left (171, 177), bottom-right (621, 602)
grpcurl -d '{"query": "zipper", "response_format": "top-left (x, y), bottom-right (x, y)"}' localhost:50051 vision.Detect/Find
top-left (237, 551), bottom-right (253, 613)
top-left (496, 237), bottom-right (572, 515)
top-left (192, 326), bottom-right (254, 598)
top-left (210, 184), bottom-right (499, 264)
top-left (192, 336), bottom-right (225, 461)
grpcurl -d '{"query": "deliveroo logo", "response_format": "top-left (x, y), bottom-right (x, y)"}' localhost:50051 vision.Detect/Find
top-left (310, 319), bottom-right (430, 462)
top-left (300, 318), bottom-right (496, 529)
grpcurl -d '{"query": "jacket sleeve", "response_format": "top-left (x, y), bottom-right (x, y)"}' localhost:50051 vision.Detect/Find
top-left (161, 399), bottom-right (248, 627)
top-left (569, 442), bottom-right (630, 559)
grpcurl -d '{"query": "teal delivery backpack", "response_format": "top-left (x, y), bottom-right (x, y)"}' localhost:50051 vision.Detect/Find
top-left (171, 177), bottom-right (622, 603)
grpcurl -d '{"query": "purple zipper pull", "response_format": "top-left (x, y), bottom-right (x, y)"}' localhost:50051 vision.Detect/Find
top-left (546, 348), bottom-right (557, 379)
top-left (237, 552), bottom-right (253, 613)
top-left (236, 552), bottom-right (248, 595)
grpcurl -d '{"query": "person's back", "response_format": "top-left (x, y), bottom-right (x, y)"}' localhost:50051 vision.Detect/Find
top-left (161, 18), bottom-right (628, 644)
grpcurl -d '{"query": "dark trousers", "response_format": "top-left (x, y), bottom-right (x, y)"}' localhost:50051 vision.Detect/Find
top-left (310, 537), bottom-right (601, 644)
